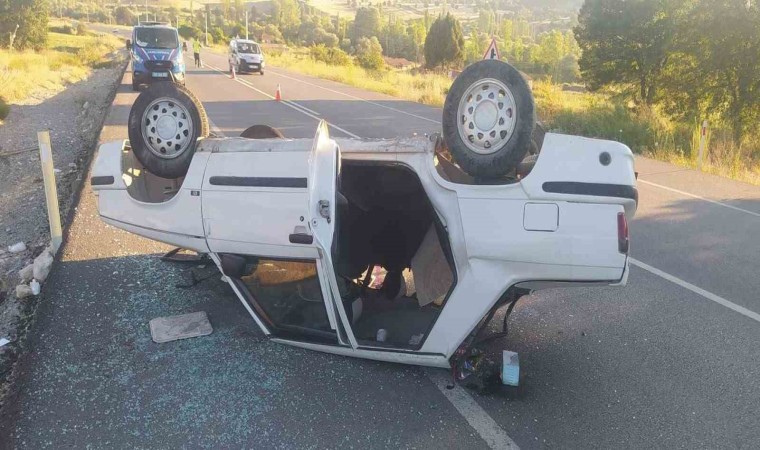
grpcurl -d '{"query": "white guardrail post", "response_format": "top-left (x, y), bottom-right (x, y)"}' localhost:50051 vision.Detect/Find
top-left (697, 120), bottom-right (708, 170)
top-left (37, 131), bottom-right (63, 253)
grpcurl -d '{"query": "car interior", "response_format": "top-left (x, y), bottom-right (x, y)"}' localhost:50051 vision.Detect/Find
top-left (332, 161), bottom-right (456, 349)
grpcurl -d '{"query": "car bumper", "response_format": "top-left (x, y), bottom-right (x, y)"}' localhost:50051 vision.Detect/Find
top-left (239, 62), bottom-right (263, 72)
top-left (133, 70), bottom-right (185, 84)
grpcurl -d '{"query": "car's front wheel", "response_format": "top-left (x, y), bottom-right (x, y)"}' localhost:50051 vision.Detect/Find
top-left (127, 82), bottom-right (209, 179)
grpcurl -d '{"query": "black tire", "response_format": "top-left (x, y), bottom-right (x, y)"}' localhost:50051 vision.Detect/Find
top-left (442, 60), bottom-right (535, 179)
top-left (240, 125), bottom-right (284, 139)
top-left (128, 82), bottom-right (209, 179)
top-left (260, 70), bottom-right (264, 76)
top-left (132, 80), bottom-right (140, 91)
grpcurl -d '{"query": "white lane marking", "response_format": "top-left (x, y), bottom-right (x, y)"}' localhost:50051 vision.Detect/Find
top-left (425, 369), bottom-right (519, 450)
top-left (267, 68), bottom-right (441, 124)
top-left (629, 258), bottom-right (760, 324)
top-left (282, 99), bottom-right (320, 117)
top-left (284, 100), bottom-right (320, 116)
top-left (637, 179), bottom-right (760, 218)
top-left (204, 62), bottom-right (360, 139)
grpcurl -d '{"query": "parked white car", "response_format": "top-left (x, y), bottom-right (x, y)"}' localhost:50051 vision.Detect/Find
top-left (91, 61), bottom-right (637, 388)
top-left (228, 38), bottom-right (264, 75)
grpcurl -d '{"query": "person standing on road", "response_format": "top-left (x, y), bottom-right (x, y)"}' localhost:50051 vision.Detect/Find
top-left (193, 39), bottom-right (202, 68)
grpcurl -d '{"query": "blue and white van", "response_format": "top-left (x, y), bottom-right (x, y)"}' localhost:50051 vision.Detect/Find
top-left (129, 22), bottom-right (185, 91)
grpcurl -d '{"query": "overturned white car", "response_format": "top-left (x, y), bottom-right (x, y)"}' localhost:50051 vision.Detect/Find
top-left (91, 61), bottom-right (637, 387)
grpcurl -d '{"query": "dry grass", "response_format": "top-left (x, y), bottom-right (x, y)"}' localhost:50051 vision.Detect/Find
top-left (645, 129), bottom-right (760, 186)
top-left (0, 31), bottom-right (122, 105)
top-left (268, 50), bottom-right (452, 107)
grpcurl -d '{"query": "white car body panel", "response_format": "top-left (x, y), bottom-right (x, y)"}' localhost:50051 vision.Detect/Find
top-left (91, 127), bottom-right (637, 366)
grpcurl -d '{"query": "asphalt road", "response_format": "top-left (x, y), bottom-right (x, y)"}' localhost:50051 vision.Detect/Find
top-left (1, 44), bottom-right (759, 449)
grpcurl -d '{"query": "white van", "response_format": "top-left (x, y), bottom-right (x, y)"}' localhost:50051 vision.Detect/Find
top-left (228, 38), bottom-right (265, 75)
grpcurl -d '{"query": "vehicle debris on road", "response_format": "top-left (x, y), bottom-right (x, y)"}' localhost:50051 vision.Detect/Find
top-left (15, 284), bottom-right (34, 299)
top-left (7, 242), bottom-right (26, 253)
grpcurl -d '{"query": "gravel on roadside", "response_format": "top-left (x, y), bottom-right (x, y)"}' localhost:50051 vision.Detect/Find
top-left (0, 53), bottom-right (128, 400)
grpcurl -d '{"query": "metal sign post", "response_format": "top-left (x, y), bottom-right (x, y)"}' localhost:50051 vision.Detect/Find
top-left (698, 120), bottom-right (708, 170)
top-left (37, 131), bottom-right (63, 253)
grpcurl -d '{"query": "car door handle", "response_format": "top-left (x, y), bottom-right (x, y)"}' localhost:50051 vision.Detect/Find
top-left (289, 233), bottom-right (313, 245)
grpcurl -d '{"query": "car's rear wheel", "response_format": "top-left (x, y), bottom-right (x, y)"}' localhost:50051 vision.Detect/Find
top-left (442, 60), bottom-right (535, 179)
top-left (128, 82), bottom-right (209, 179)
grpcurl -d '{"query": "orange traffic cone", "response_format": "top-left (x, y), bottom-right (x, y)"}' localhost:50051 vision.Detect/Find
top-left (275, 84), bottom-right (282, 101)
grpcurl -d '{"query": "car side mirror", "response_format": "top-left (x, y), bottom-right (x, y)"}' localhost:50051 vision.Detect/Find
top-left (220, 254), bottom-right (247, 278)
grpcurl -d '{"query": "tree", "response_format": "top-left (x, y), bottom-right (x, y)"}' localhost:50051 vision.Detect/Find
top-left (477, 7), bottom-right (495, 35)
top-left (178, 24), bottom-right (201, 40)
top-left (424, 13), bottom-right (464, 69)
top-left (536, 30), bottom-right (567, 80)
top-left (352, 7), bottom-right (381, 43)
top-left (0, 0), bottom-right (49, 50)
top-left (355, 36), bottom-right (384, 69)
top-left (272, 0), bottom-right (301, 38)
top-left (407, 19), bottom-right (426, 62)
top-left (575, 0), bottom-right (676, 105)
top-left (663, 0), bottom-right (760, 143)
top-left (113, 6), bottom-right (137, 26)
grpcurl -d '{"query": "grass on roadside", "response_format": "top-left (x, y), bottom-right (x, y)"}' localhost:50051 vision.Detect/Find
top-left (0, 30), bottom-right (122, 105)
top-left (0, 97), bottom-right (8, 121)
top-left (267, 50), bottom-right (452, 107)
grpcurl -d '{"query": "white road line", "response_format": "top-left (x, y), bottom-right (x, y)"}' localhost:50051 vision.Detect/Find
top-left (267, 68), bottom-right (441, 124)
top-left (637, 179), bottom-right (760, 218)
top-left (629, 258), bottom-right (760, 324)
top-left (284, 100), bottom-right (320, 116)
top-left (201, 59), bottom-right (515, 449)
top-left (205, 62), bottom-right (360, 139)
top-left (282, 99), bottom-right (320, 117)
top-left (425, 369), bottom-right (519, 450)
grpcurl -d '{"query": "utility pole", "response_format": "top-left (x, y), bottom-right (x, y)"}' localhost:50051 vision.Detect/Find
top-left (205, 7), bottom-right (208, 46)
top-left (245, 10), bottom-right (249, 40)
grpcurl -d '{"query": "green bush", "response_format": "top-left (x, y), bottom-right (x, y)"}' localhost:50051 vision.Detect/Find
top-left (0, 0), bottom-right (49, 50)
top-left (355, 36), bottom-right (384, 70)
top-left (310, 45), bottom-right (352, 66)
top-left (49, 25), bottom-right (75, 35)
top-left (178, 24), bottom-right (201, 40)
top-left (209, 27), bottom-right (226, 45)
top-left (0, 98), bottom-right (10, 121)
top-left (549, 104), bottom-right (689, 154)
top-left (76, 22), bottom-right (87, 36)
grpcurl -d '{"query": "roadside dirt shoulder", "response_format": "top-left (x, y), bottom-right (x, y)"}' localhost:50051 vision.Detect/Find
top-left (0, 55), bottom-right (128, 402)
